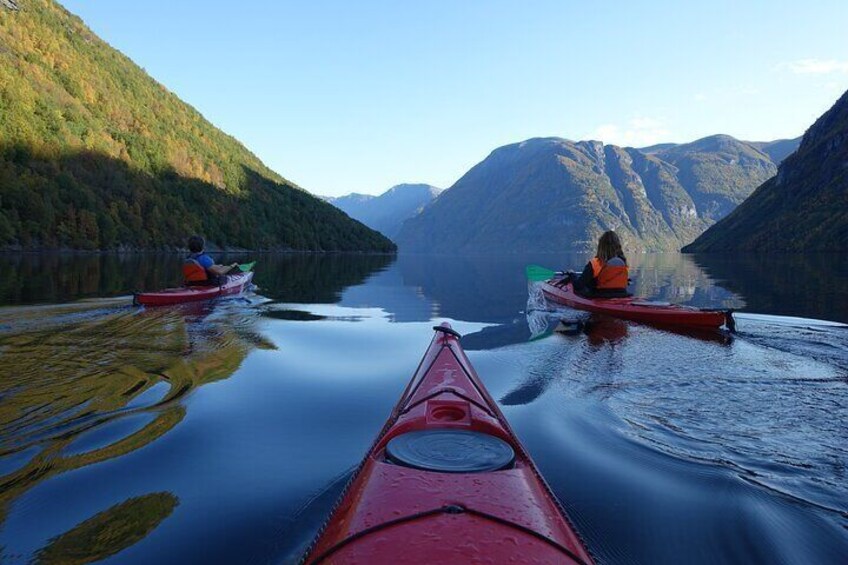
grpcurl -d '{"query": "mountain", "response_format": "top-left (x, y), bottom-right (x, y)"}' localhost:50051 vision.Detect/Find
top-left (326, 184), bottom-right (442, 240)
top-left (322, 193), bottom-right (375, 223)
top-left (653, 135), bottom-right (779, 222)
top-left (640, 137), bottom-right (801, 166)
top-left (749, 137), bottom-right (802, 165)
top-left (683, 90), bottom-right (848, 252)
top-left (0, 0), bottom-right (394, 252)
top-left (396, 135), bottom-right (780, 253)
top-left (638, 142), bottom-right (679, 155)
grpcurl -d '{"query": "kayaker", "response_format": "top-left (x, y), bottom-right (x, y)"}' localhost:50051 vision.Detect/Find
top-left (183, 235), bottom-right (239, 286)
top-left (560, 230), bottom-right (630, 297)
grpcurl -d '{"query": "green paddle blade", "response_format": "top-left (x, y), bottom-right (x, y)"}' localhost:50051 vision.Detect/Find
top-left (238, 261), bottom-right (256, 272)
top-left (525, 264), bottom-right (558, 282)
top-left (528, 328), bottom-right (555, 342)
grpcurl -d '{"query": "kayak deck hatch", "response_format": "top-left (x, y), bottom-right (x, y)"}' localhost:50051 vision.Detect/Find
top-left (302, 324), bottom-right (594, 564)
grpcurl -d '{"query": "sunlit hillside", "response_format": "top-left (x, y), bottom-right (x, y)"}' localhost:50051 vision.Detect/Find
top-left (0, 0), bottom-right (394, 251)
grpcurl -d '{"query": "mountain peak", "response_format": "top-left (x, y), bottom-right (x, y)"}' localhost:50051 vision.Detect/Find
top-left (661, 134), bottom-right (756, 155)
top-left (384, 183), bottom-right (441, 198)
top-left (396, 134), bottom-right (782, 253)
top-left (327, 183), bottom-right (442, 241)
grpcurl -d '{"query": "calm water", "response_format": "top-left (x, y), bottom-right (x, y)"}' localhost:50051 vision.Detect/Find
top-left (0, 252), bottom-right (846, 564)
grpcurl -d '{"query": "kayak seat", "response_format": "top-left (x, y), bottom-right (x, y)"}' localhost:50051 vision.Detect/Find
top-left (385, 429), bottom-right (515, 473)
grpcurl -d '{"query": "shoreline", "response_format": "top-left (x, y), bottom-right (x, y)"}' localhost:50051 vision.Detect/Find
top-left (0, 248), bottom-right (398, 256)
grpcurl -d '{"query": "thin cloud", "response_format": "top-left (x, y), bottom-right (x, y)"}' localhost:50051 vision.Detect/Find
top-left (591, 117), bottom-right (671, 147)
top-left (781, 59), bottom-right (848, 75)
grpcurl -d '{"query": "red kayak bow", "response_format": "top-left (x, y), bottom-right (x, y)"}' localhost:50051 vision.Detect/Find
top-left (303, 323), bottom-right (594, 564)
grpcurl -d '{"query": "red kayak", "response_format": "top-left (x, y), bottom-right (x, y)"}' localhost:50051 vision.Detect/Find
top-left (543, 281), bottom-right (734, 331)
top-left (133, 271), bottom-right (254, 306)
top-left (303, 323), bottom-right (594, 564)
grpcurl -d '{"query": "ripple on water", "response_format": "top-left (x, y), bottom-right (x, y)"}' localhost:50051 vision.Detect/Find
top-left (124, 382), bottom-right (171, 410)
top-left (0, 297), bottom-right (257, 543)
top-left (0, 445), bottom-right (41, 479)
top-left (494, 311), bottom-right (848, 562)
top-left (59, 412), bottom-right (159, 458)
top-left (515, 398), bottom-right (848, 565)
top-left (0, 258), bottom-right (846, 564)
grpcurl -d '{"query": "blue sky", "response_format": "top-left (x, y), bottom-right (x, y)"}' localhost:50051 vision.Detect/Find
top-left (59, 1), bottom-right (848, 197)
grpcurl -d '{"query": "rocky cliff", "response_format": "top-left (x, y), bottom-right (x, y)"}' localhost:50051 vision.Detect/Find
top-left (396, 135), bottom-right (780, 253)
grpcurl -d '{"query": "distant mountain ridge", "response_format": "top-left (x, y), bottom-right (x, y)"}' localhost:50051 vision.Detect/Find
top-left (0, 0), bottom-right (394, 252)
top-left (326, 184), bottom-right (442, 240)
top-left (748, 138), bottom-right (802, 165)
top-left (396, 134), bottom-right (788, 253)
top-left (683, 89), bottom-right (848, 252)
top-left (640, 137), bottom-right (800, 165)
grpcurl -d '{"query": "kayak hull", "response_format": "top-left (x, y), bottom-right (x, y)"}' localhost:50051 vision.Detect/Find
top-left (303, 323), bottom-right (593, 564)
top-left (542, 281), bottom-right (729, 329)
top-left (134, 271), bottom-right (254, 306)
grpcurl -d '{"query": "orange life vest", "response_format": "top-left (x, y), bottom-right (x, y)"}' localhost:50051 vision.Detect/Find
top-left (182, 258), bottom-right (209, 283)
top-left (590, 257), bottom-right (629, 290)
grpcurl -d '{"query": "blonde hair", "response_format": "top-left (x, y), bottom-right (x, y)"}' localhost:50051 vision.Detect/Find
top-left (596, 231), bottom-right (626, 263)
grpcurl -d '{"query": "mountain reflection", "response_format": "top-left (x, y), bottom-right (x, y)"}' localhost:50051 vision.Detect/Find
top-left (255, 253), bottom-right (393, 304)
top-left (689, 252), bottom-right (848, 323)
top-left (0, 253), bottom-right (184, 305)
top-left (391, 253), bottom-right (741, 325)
top-left (0, 252), bottom-right (395, 308)
top-left (343, 253), bottom-right (742, 350)
top-left (0, 299), bottom-right (256, 537)
top-left (35, 492), bottom-right (179, 564)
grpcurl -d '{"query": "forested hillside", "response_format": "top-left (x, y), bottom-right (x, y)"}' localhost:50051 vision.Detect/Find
top-left (683, 89), bottom-right (848, 252)
top-left (0, 0), bottom-right (395, 251)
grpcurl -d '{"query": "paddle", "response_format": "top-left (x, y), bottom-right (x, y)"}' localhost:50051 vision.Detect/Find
top-left (236, 261), bottom-right (256, 272)
top-left (525, 264), bottom-right (563, 282)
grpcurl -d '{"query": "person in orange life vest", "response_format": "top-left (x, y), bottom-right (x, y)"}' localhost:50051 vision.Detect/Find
top-left (183, 235), bottom-right (239, 286)
top-left (564, 230), bottom-right (630, 298)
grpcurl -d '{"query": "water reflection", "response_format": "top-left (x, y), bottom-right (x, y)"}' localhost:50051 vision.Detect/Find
top-left (0, 252), bottom-right (394, 308)
top-left (0, 299), bottom-right (256, 546)
top-left (583, 316), bottom-right (630, 347)
top-left (254, 254), bottom-right (393, 304)
top-left (350, 253), bottom-right (744, 327)
top-left (0, 252), bottom-right (846, 563)
top-left (690, 252), bottom-right (848, 324)
top-left (5, 251), bottom-right (845, 325)
top-left (0, 253), bottom-right (184, 305)
top-left (501, 315), bottom-right (641, 406)
top-left (35, 492), bottom-right (178, 564)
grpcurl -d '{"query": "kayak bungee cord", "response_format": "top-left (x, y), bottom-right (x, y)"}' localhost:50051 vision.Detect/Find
top-left (305, 504), bottom-right (592, 565)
